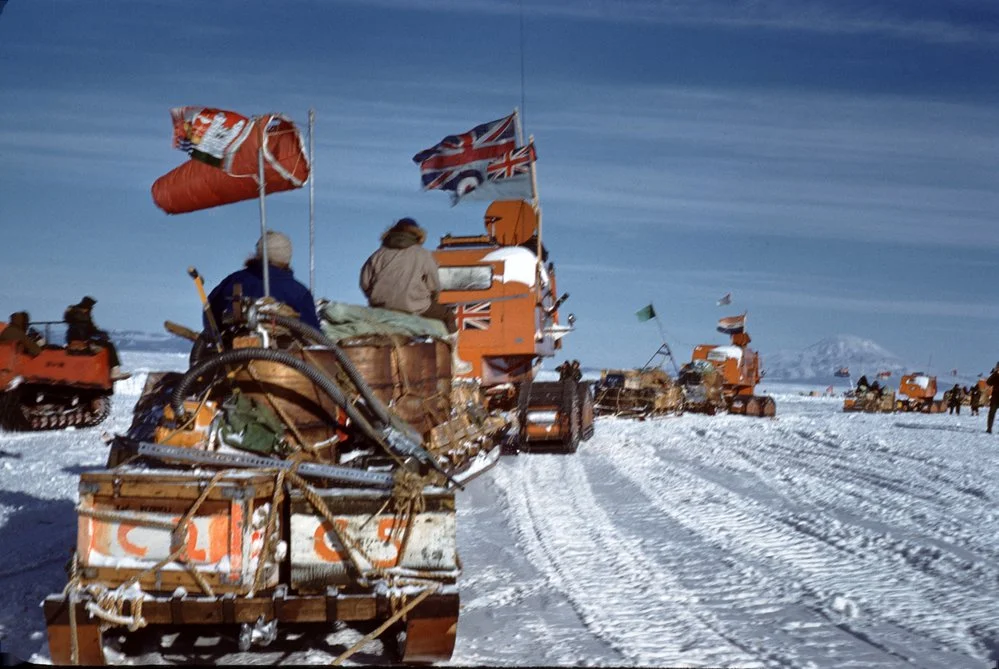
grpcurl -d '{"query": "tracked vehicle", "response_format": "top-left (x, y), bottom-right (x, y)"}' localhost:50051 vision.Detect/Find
top-left (433, 199), bottom-right (594, 453)
top-left (686, 331), bottom-right (776, 417)
top-left (0, 320), bottom-right (115, 430)
top-left (896, 373), bottom-right (945, 413)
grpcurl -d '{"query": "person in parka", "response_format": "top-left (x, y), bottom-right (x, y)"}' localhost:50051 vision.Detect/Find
top-left (969, 383), bottom-right (982, 416)
top-left (207, 230), bottom-right (321, 331)
top-left (947, 384), bottom-right (962, 415)
top-left (0, 311), bottom-right (42, 357)
top-left (359, 218), bottom-right (456, 332)
top-left (360, 218), bottom-right (472, 374)
top-left (987, 363), bottom-right (999, 433)
top-left (64, 297), bottom-right (130, 380)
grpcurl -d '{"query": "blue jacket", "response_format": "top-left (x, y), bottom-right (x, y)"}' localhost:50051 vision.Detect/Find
top-left (206, 261), bottom-right (321, 330)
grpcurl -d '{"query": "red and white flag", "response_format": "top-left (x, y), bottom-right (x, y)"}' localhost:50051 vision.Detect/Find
top-left (716, 313), bottom-right (746, 335)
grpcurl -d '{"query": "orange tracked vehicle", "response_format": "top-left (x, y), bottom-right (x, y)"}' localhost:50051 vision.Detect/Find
top-left (0, 320), bottom-right (115, 430)
top-left (896, 373), bottom-right (946, 413)
top-left (688, 331), bottom-right (776, 417)
top-left (433, 199), bottom-right (594, 453)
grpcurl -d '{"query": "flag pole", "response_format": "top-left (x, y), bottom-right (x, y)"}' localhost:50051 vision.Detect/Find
top-left (653, 311), bottom-right (681, 376)
top-left (308, 108), bottom-right (316, 294)
top-left (515, 107), bottom-right (544, 293)
top-left (258, 118), bottom-right (270, 298)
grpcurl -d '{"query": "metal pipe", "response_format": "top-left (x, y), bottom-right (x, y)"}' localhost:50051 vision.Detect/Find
top-left (308, 108), bottom-right (316, 294)
top-left (258, 119), bottom-right (270, 297)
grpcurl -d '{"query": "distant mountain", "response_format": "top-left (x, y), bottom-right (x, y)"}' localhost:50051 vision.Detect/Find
top-left (763, 335), bottom-right (908, 384)
top-left (111, 329), bottom-right (192, 353)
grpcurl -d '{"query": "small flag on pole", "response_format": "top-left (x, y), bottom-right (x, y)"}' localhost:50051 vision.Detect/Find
top-left (716, 313), bottom-right (746, 334)
top-left (636, 304), bottom-right (656, 322)
top-left (717, 292), bottom-right (732, 306)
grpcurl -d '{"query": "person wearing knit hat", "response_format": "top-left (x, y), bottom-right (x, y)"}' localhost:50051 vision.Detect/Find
top-left (207, 229), bottom-right (321, 331)
top-left (255, 230), bottom-right (293, 268)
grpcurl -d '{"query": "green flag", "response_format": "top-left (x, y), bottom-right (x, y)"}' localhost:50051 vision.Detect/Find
top-left (636, 304), bottom-right (656, 322)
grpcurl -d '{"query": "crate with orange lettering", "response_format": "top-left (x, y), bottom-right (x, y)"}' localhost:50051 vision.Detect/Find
top-left (75, 468), bottom-right (279, 595)
top-left (288, 487), bottom-right (458, 594)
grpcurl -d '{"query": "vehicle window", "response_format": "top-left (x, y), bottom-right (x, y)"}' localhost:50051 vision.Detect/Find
top-left (439, 266), bottom-right (493, 291)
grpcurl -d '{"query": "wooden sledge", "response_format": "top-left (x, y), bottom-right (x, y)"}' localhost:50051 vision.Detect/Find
top-left (43, 586), bottom-right (459, 665)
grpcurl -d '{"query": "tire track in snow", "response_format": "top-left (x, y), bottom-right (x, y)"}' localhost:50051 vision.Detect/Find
top-left (592, 418), bottom-right (990, 666)
top-left (741, 422), bottom-right (999, 578)
top-left (581, 452), bottom-right (922, 669)
top-left (494, 455), bottom-right (761, 667)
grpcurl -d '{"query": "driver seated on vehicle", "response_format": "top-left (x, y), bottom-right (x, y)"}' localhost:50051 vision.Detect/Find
top-left (0, 311), bottom-right (42, 357)
top-left (64, 296), bottom-right (130, 381)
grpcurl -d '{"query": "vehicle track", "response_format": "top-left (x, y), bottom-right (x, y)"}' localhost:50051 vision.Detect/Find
top-left (588, 417), bottom-right (997, 665)
top-left (494, 456), bottom-right (762, 667)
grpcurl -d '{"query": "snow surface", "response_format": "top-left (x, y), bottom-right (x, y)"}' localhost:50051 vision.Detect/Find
top-left (482, 247), bottom-right (547, 287)
top-left (2, 353), bottom-right (999, 666)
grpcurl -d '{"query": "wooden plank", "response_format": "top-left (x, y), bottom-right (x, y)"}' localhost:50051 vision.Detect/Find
top-left (44, 590), bottom-right (458, 629)
top-left (400, 615), bottom-right (459, 663)
top-left (43, 597), bottom-right (106, 666)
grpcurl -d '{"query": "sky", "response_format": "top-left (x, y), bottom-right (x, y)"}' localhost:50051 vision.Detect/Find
top-left (0, 0), bottom-right (997, 376)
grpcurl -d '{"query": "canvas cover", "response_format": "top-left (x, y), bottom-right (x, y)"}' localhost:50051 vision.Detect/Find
top-left (320, 301), bottom-right (449, 342)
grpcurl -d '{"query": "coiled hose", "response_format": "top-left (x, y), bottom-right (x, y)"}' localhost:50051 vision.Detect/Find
top-left (252, 311), bottom-right (423, 445)
top-left (169, 347), bottom-right (388, 449)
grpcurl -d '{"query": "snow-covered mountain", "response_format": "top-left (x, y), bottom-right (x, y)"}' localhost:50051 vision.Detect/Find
top-left (110, 329), bottom-right (192, 353)
top-left (763, 334), bottom-right (908, 383)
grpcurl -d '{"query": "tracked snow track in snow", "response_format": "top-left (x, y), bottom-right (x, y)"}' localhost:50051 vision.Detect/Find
top-left (490, 403), bottom-right (999, 668)
top-left (494, 456), bottom-right (763, 667)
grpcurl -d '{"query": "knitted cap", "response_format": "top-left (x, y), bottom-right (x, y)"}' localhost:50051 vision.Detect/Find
top-left (80, 296), bottom-right (97, 308)
top-left (255, 231), bottom-right (292, 266)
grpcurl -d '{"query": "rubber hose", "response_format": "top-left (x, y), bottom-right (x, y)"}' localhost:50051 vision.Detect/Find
top-left (169, 347), bottom-right (386, 447)
top-left (259, 313), bottom-right (422, 443)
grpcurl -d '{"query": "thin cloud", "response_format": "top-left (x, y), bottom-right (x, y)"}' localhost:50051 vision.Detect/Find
top-left (321, 0), bottom-right (999, 45)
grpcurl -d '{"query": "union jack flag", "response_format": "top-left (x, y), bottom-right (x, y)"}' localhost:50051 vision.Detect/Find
top-left (487, 142), bottom-right (536, 181)
top-left (413, 113), bottom-right (517, 195)
top-left (455, 301), bottom-right (491, 331)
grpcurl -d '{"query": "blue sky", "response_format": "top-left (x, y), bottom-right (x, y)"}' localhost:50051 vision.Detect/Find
top-left (1, 0), bottom-right (997, 376)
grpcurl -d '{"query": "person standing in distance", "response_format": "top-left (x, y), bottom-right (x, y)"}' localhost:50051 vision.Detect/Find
top-left (987, 363), bottom-right (999, 433)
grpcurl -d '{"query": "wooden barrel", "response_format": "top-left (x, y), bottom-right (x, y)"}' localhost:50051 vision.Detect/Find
top-left (233, 347), bottom-right (345, 449)
top-left (338, 334), bottom-right (452, 436)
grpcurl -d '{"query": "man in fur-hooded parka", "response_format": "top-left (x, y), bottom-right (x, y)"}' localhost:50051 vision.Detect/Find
top-left (360, 218), bottom-right (455, 331)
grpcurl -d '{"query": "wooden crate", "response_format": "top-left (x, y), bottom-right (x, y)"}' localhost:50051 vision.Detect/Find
top-left (76, 468), bottom-right (279, 595)
top-left (288, 487), bottom-right (458, 593)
